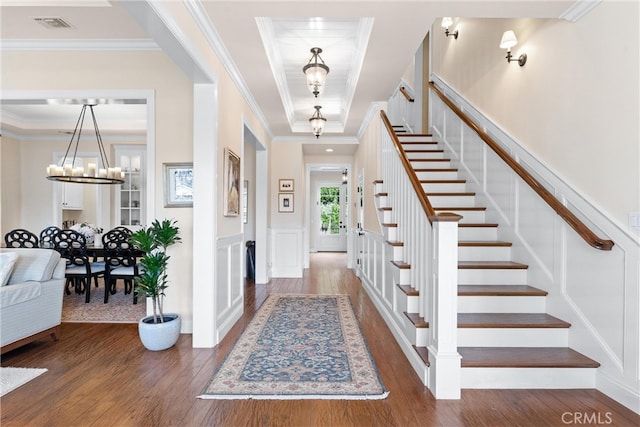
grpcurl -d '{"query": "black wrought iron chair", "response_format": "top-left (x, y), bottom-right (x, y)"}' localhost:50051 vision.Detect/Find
top-left (39, 226), bottom-right (61, 249)
top-left (4, 229), bottom-right (39, 248)
top-left (53, 229), bottom-right (106, 303)
top-left (102, 228), bottom-right (140, 304)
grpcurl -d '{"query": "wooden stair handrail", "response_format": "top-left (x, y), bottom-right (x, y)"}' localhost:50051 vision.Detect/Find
top-left (380, 110), bottom-right (436, 224)
top-left (428, 81), bottom-right (614, 251)
top-left (399, 86), bottom-right (415, 103)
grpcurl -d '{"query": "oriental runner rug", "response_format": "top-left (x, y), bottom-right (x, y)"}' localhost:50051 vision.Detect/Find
top-left (0, 367), bottom-right (47, 397)
top-left (199, 294), bottom-right (388, 400)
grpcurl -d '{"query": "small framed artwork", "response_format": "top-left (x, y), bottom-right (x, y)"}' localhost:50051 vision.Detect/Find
top-left (163, 162), bottom-right (193, 207)
top-left (279, 178), bottom-right (294, 192)
top-left (224, 147), bottom-right (241, 216)
top-left (278, 193), bottom-right (294, 213)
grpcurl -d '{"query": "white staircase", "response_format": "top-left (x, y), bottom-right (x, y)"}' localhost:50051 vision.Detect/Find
top-left (373, 132), bottom-right (600, 389)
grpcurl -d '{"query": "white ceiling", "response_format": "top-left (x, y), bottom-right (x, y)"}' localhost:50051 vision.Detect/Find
top-left (0, 0), bottom-right (578, 155)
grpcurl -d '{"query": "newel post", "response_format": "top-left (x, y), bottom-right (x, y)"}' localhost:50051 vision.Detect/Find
top-left (428, 212), bottom-right (462, 399)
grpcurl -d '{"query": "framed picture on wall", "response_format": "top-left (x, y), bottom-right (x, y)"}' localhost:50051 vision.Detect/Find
top-left (224, 148), bottom-right (241, 216)
top-left (278, 193), bottom-right (294, 213)
top-left (279, 179), bottom-right (294, 192)
top-left (163, 162), bottom-right (193, 207)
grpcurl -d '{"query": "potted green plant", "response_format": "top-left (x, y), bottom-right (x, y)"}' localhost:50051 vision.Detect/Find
top-left (129, 218), bottom-right (181, 351)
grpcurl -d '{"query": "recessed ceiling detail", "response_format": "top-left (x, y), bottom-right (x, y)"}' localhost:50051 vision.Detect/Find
top-left (256, 17), bottom-right (373, 135)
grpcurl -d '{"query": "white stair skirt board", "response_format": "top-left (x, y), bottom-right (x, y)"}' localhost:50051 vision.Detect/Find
top-left (461, 367), bottom-right (597, 389)
top-left (458, 328), bottom-right (568, 347)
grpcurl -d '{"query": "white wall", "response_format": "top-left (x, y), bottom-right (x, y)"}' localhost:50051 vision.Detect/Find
top-left (431, 3), bottom-right (640, 232)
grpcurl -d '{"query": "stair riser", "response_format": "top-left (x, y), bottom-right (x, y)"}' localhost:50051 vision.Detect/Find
top-left (458, 296), bottom-right (546, 313)
top-left (406, 152), bottom-right (445, 160)
top-left (376, 195), bottom-right (388, 208)
top-left (461, 367), bottom-right (596, 389)
top-left (410, 160), bottom-right (451, 169)
top-left (386, 244), bottom-right (403, 262)
top-left (458, 268), bottom-right (527, 285)
top-left (429, 195), bottom-right (476, 207)
top-left (458, 328), bottom-right (568, 347)
top-left (396, 285), bottom-right (420, 313)
top-left (374, 182), bottom-right (384, 194)
top-left (398, 138), bottom-right (435, 145)
top-left (401, 315), bottom-right (428, 347)
top-left (422, 182), bottom-right (467, 192)
top-left (458, 227), bottom-right (498, 241)
top-left (416, 171), bottom-right (459, 180)
top-left (437, 210), bottom-right (485, 223)
top-left (384, 227), bottom-right (397, 241)
top-left (392, 265), bottom-right (411, 286)
top-left (459, 246), bottom-right (511, 262)
top-left (401, 144), bottom-right (439, 151)
top-left (380, 209), bottom-right (392, 223)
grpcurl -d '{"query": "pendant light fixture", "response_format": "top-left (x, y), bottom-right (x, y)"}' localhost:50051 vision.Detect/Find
top-left (302, 47), bottom-right (330, 98)
top-left (46, 104), bottom-right (124, 184)
top-left (309, 105), bottom-right (326, 139)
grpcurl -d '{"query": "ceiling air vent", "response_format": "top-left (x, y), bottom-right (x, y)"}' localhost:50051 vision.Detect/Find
top-left (34, 17), bottom-right (72, 29)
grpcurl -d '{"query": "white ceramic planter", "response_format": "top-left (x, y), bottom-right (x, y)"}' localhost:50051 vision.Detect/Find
top-left (138, 313), bottom-right (181, 351)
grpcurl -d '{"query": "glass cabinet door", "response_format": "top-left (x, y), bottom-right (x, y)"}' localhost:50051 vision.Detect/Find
top-left (115, 146), bottom-right (145, 229)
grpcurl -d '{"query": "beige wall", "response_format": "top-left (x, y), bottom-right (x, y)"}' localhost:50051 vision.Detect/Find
top-left (0, 136), bottom-right (22, 235)
top-left (270, 142), bottom-right (304, 228)
top-left (431, 2), bottom-right (640, 229)
top-left (353, 108), bottom-right (383, 234)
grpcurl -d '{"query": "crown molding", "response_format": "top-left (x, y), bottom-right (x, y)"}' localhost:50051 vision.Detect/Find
top-left (184, 0), bottom-right (273, 140)
top-left (559, 0), bottom-right (602, 22)
top-left (0, 39), bottom-right (159, 51)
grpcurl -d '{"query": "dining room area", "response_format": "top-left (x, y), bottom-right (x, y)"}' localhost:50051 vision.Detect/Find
top-left (1, 98), bottom-right (151, 324)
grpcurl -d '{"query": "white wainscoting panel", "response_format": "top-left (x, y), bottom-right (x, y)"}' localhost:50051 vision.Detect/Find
top-left (270, 228), bottom-right (304, 278)
top-left (215, 233), bottom-right (244, 343)
top-left (430, 74), bottom-right (640, 413)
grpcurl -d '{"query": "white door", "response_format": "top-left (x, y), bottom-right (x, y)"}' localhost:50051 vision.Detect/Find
top-left (316, 183), bottom-right (348, 252)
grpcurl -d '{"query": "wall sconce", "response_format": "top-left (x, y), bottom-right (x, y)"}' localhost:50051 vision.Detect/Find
top-left (499, 30), bottom-right (527, 66)
top-left (441, 17), bottom-right (458, 39)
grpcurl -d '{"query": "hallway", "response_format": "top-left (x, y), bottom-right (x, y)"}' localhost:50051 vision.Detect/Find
top-left (1, 253), bottom-right (638, 426)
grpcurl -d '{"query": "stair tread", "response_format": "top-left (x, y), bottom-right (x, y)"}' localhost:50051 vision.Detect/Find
top-left (459, 347), bottom-right (600, 368)
top-left (458, 285), bottom-right (548, 296)
top-left (434, 207), bottom-right (486, 211)
top-left (374, 192), bottom-right (388, 197)
top-left (382, 223), bottom-right (398, 228)
top-left (459, 223), bottom-right (499, 228)
top-left (458, 313), bottom-right (571, 328)
top-left (427, 192), bottom-right (476, 196)
top-left (459, 261), bottom-right (528, 269)
top-left (405, 149), bottom-right (444, 153)
top-left (421, 180), bottom-right (467, 183)
top-left (378, 207), bottom-right (392, 211)
top-left (414, 168), bottom-right (458, 172)
top-left (398, 284), bottom-right (419, 296)
top-left (404, 312), bottom-right (429, 328)
top-left (398, 133), bottom-right (433, 137)
top-left (459, 241), bottom-right (512, 247)
top-left (386, 240), bottom-right (404, 247)
top-left (410, 158), bottom-right (451, 162)
top-left (413, 346), bottom-right (430, 366)
top-left (391, 260), bottom-right (410, 269)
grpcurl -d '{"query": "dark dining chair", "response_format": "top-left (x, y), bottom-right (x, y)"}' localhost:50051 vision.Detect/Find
top-left (102, 228), bottom-right (140, 304)
top-left (39, 226), bottom-right (61, 249)
top-left (4, 229), bottom-right (39, 248)
top-left (53, 229), bottom-right (106, 303)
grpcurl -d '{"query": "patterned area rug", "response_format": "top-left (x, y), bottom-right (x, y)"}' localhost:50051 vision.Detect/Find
top-left (0, 367), bottom-right (47, 397)
top-left (199, 294), bottom-right (388, 400)
top-left (62, 279), bottom-right (146, 323)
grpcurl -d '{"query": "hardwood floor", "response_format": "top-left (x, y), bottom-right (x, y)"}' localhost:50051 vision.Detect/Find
top-left (1, 253), bottom-right (638, 426)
